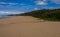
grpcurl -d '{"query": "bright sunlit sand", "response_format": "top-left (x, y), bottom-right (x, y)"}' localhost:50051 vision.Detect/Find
top-left (0, 16), bottom-right (60, 37)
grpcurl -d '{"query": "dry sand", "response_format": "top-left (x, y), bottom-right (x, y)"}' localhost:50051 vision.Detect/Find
top-left (0, 16), bottom-right (60, 37)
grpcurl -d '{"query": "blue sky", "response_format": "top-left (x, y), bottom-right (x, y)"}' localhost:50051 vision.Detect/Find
top-left (0, 0), bottom-right (60, 14)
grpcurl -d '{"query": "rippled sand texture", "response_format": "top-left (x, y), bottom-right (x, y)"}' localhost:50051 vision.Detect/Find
top-left (0, 16), bottom-right (60, 37)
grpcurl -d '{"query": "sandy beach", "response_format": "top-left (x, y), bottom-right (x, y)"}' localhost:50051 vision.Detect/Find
top-left (0, 16), bottom-right (60, 37)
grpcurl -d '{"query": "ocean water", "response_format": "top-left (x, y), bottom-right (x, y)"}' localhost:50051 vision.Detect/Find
top-left (0, 14), bottom-right (8, 18)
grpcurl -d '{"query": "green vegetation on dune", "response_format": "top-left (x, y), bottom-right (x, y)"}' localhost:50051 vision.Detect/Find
top-left (20, 9), bottom-right (60, 21)
top-left (9, 9), bottom-right (60, 21)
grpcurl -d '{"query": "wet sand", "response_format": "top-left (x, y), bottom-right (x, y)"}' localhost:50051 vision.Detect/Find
top-left (0, 16), bottom-right (60, 37)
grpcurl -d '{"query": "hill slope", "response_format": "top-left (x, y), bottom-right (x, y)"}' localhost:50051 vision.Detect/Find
top-left (20, 9), bottom-right (60, 21)
top-left (9, 9), bottom-right (60, 21)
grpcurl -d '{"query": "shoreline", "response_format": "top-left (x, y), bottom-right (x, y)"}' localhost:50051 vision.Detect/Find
top-left (0, 16), bottom-right (60, 22)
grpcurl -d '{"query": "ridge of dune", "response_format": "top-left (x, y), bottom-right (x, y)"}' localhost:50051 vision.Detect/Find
top-left (0, 16), bottom-right (60, 37)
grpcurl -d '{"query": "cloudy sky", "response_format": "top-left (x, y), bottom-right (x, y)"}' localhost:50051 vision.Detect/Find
top-left (0, 0), bottom-right (60, 14)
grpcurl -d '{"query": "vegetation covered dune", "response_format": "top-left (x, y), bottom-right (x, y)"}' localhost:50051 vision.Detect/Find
top-left (9, 9), bottom-right (60, 21)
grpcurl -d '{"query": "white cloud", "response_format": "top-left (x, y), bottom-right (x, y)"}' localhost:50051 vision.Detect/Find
top-left (0, 2), bottom-right (19, 7)
top-left (35, 0), bottom-right (47, 5)
top-left (0, 11), bottom-right (24, 14)
top-left (34, 8), bottom-right (38, 10)
top-left (51, 0), bottom-right (60, 4)
top-left (0, 2), bottom-right (18, 5)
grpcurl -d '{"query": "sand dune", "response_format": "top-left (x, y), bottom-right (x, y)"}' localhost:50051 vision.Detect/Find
top-left (0, 16), bottom-right (60, 37)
